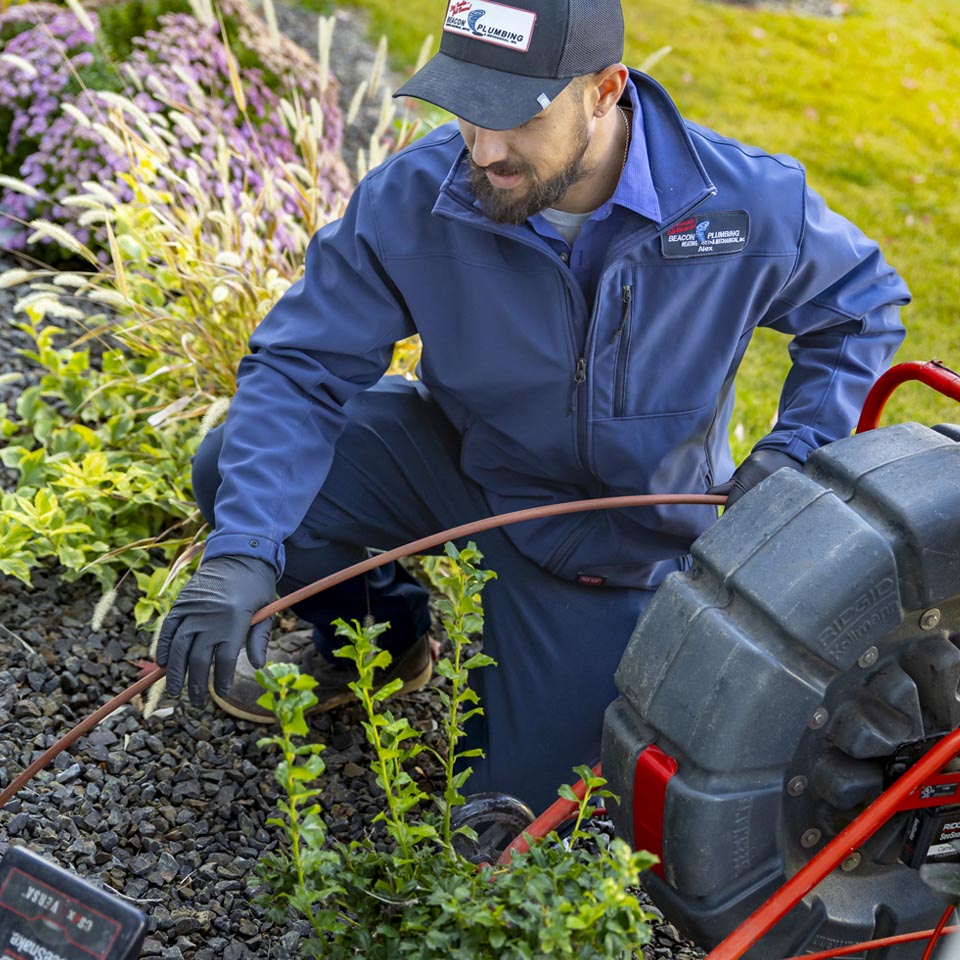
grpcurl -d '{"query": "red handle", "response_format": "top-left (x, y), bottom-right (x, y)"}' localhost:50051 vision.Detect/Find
top-left (856, 360), bottom-right (960, 433)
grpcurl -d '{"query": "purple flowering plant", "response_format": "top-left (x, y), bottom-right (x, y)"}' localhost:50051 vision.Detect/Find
top-left (0, 0), bottom-right (349, 259)
top-left (0, 2), bottom-right (427, 627)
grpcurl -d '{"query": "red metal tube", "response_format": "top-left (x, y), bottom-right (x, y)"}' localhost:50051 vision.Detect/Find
top-left (920, 905), bottom-right (954, 960)
top-left (706, 726), bottom-right (960, 960)
top-left (497, 762), bottom-right (601, 864)
top-left (782, 924), bottom-right (959, 960)
top-left (856, 360), bottom-right (960, 433)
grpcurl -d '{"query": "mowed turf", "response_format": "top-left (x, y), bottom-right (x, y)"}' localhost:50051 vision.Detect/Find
top-left (347, 0), bottom-right (960, 455)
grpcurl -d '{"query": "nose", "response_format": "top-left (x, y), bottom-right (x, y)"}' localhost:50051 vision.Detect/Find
top-left (468, 126), bottom-right (511, 168)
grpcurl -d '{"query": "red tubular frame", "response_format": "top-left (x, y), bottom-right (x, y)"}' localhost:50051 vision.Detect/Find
top-left (497, 762), bottom-right (601, 864)
top-left (706, 359), bottom-right (960, 960)
top-left (705, 728), bottom-right (960, 960)
top-left (856, 360), bottom-right (960, 433)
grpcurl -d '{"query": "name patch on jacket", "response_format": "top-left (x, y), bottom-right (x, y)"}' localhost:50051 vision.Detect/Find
top-left (661, 210), bottom-right (750, 259)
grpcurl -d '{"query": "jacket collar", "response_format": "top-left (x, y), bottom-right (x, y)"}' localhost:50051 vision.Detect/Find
top-left (432, 68), bottom-right (715, 232)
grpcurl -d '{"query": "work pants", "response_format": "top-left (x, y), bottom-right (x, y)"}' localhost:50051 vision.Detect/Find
top-left (192, 378), bottom-right (653, 813)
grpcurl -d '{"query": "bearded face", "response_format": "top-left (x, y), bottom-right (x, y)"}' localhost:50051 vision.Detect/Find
top-left (464, 94), bottom-right (594, 225)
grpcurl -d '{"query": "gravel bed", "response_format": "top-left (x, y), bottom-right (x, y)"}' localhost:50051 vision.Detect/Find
top-left (0, 7), bottom-right (705, 959)
top-left (0, 570), bottom-right (454, 958)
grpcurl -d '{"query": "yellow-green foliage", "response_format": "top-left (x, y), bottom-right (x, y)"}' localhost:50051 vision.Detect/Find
top-left (0, 20), bottom-right (421, 625)
top-left (346, 0), bottom-right (960, 458)
top-left (0, 311), bottom-right (202, 627)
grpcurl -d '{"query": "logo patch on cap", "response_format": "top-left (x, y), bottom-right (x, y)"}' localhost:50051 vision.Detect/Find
top-left (443, 0), bottom-right (537, 52)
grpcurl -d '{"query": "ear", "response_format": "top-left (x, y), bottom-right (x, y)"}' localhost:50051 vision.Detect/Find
top-left (590, 64), bottom-right (629, 119)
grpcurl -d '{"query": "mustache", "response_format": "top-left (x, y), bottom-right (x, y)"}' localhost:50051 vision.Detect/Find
top-left (468, 156), bottom-right (533, 180)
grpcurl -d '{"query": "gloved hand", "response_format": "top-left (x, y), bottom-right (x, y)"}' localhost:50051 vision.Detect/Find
top-left (155, 555), bottom-right (277, 707)
top-left (708, 448), bottom-right (802, 509)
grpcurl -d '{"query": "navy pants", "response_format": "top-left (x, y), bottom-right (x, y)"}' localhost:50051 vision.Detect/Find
top-left (192, 378), bottom-right (652, 812)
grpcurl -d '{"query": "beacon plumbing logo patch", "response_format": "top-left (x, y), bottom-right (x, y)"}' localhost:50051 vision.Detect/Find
top-left (443, 0), bottom-right (537, 52)
top-left (662, 211), bottom-right (750, 259)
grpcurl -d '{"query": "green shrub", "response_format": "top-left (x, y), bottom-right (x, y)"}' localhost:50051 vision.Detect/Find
top-left (254, 544), bottom-right (656, 958)
top-left (0, 311), bottom-right (203, 626)
top-left (0, 10), bottom-right (425, 627)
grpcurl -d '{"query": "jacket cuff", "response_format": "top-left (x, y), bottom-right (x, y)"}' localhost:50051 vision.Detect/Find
top-left (203, 532), bottom-right (284, 576)
top-left (752, 432), bottom-right (818, 465)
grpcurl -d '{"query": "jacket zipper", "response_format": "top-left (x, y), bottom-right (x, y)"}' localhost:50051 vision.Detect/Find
top-left (612, 284), bottom-right (633, 418)
top-left (439, 175), bottom-right (718, 475)
top-left (611, 284), bottom-right (633, 342)
top-left (570, 356), bottom-right (589, 467)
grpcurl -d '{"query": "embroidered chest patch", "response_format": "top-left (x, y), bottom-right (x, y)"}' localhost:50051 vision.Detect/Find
top-left (661, 210), bottom-right (750, 259)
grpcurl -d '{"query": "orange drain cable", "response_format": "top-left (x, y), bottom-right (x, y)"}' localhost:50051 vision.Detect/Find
top-left (0, 492), bottom-right (725, 809)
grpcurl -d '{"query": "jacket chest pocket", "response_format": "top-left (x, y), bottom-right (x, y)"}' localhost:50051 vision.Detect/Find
top-left (598, 268), bottom-right (744, 420)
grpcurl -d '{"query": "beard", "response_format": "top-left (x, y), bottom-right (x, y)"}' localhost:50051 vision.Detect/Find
top-left (467, 111), bottom-right (592, 225)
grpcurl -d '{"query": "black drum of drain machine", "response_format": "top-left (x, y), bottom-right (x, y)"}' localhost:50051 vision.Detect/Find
top-left (604, 422), bottom-right (960, 959)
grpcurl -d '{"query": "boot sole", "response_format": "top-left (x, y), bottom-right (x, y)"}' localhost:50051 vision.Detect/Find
top-left (209, 658), bottom-right (434, 725)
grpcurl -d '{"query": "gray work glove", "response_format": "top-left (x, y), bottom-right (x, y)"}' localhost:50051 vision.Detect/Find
top-left (155, 555), bottom-right (276, 706)
top-left (708, 448), bottom-right (802, 509)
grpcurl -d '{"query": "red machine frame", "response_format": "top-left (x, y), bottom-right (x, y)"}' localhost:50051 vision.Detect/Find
top-left (5, 363), bottom-right (960, 956)
top-left (510, 361), bottom-right (960, 960)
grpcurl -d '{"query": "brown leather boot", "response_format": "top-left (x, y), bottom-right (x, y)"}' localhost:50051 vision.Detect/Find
top-left (209, 630), bottom-right (433, 723)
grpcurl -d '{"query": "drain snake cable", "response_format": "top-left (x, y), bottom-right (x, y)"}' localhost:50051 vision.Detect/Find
top-left (0, 492), bottom-right (725, 810)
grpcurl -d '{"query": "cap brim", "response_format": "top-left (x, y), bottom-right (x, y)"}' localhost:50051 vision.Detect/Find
top-left (394, 52), bottom-right (571, 131)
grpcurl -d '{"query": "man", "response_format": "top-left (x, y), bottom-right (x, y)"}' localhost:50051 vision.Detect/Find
top-left (157, 0), bottom-right (909, 812)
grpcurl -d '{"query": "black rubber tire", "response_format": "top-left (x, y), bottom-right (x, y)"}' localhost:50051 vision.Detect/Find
top-left (603, 422), bottom-right (960, 958)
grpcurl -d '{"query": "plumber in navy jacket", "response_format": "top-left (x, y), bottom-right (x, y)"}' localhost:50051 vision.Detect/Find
top-left (157, 0), bottom-right (909, 812)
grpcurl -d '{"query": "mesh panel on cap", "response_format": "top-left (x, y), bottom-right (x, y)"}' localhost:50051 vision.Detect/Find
top-left (557, 0), bottom-right (624, 77)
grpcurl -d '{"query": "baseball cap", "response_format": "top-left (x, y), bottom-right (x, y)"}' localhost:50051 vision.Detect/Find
top-left (393, 0), bottom-right (625, 131)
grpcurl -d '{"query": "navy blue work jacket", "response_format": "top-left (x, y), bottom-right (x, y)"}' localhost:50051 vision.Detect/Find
top-left (205, 70), bottom-right (909, 589)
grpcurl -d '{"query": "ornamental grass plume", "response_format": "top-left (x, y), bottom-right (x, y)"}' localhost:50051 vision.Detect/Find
top-left (2, 0), bottom-right (430, 409)
top-left (0, 0), bottom-right (349, 259)
top-left (0, 4), bottom-right (427, 627)
top-left (19, 93), bottom-right (347, 413)
top-left (1, 0), bottom-right (355, 408)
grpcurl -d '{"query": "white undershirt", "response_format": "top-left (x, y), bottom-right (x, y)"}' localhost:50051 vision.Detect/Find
top-left (539, 205), bottom-right (595, 248)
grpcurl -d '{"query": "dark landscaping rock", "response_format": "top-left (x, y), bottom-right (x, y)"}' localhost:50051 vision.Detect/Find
top-left (0, 7), bottom-right (704, 959)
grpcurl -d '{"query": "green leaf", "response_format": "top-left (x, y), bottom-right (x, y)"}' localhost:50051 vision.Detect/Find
top-left (372, 677), bottom-right (404, 702)
top-left (4, 446), bottom-right (47, 487)
top-left (0, 557), bottom-right (32, 582)
top-left (462, 653), bottom-right (497, 670)
top-left (287, 713), bottom-right (309, 737)
top-left (572, 764), bottom-right (600, 786)
top-left (133, 598), bottom-right (158, 628)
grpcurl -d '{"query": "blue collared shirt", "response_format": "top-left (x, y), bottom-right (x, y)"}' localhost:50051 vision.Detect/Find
top-left (529, 78), bottom-right (661, 307)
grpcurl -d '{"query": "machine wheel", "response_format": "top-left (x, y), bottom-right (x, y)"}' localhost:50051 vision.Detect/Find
top-left (450, 793), bottom-right (535, 864)
top-left (603, 422), bottom-right (960, 958)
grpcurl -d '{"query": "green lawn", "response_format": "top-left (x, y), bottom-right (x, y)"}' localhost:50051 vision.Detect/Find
top-left (343, 0), bottom-right (960, 457)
